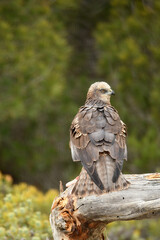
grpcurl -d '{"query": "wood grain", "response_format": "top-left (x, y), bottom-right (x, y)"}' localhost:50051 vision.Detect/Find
top-left (50, 173), bottom-right (160, 240)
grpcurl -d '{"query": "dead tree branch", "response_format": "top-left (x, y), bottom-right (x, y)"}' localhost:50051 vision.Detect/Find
top-left (50, 173), bottom-right (160, 240)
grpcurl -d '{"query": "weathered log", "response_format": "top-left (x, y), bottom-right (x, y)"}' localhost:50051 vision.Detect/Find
top-left (50, 173), bottom-right (160, 240)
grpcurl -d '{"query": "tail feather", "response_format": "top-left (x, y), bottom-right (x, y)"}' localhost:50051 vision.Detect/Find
top-left (72, 154), bottom-right (130, 196)
top-left (112, 163), bottom-right (121, 183)
top-left (105, 155), bottom-right (116, 192)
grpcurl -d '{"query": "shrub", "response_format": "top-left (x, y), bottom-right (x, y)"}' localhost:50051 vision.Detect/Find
top-left (0, 172), bottom-right (58, 240)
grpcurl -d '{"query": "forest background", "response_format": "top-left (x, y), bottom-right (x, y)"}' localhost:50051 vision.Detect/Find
top-left (1, 1), bottom-right (160, 239)
top-left (1, 0), bottom-right (159, 190)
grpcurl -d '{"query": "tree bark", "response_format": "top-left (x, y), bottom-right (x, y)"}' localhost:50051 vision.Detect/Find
top-left (50, 173), bottom-right (160, 240)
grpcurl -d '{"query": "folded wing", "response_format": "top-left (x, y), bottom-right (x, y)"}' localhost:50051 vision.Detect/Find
top-left (70, 102), bottom-right (127, 191)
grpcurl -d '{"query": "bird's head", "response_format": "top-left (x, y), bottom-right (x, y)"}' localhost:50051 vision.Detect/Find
top-left (86, 82), bottom-right (115, 105)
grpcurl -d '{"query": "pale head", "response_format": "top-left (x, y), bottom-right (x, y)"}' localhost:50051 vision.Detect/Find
top-left (86, 82), bottom-right (115, 104)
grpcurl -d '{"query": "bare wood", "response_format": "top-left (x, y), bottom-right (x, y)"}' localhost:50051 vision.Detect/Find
top-left (59, 180), bottom-right (64, 194)
top-left (50, 173), bottom-right (160, 240)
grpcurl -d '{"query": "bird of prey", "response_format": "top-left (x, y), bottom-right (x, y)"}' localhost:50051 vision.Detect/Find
top-left (70, 82), bottom-right (130, 196)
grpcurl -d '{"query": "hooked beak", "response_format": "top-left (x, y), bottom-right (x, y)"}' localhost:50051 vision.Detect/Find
top-left (108, 89), bottom-right (115, 95)
top-left (111, 90), bottom-right (115, 95)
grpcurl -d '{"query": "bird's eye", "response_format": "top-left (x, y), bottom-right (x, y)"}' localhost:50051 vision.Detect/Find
top-left (100, 89), bottom-right (107, 94)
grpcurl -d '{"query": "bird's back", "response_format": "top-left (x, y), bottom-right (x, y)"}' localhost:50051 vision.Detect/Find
top-left (70, 93), bottom-right (130, 196)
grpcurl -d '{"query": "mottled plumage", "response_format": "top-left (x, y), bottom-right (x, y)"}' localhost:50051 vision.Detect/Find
top-left (70, 82), bottom-right (130, 196)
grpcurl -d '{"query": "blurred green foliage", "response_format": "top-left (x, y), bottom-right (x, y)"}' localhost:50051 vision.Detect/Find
top-left (0, 0), bottom-right (73, 189)
top-left (1, 1), bottom-right (160, 239)
top-left (107, 219), bottom-right (160, 240)
top-left (0, 172), bottom-right (58, 239)
top-left (0, 0), bottom-right (160, 191)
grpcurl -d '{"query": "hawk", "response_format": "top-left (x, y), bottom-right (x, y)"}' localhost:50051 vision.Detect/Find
top-left (70, 82), bottom-right (130, 196)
